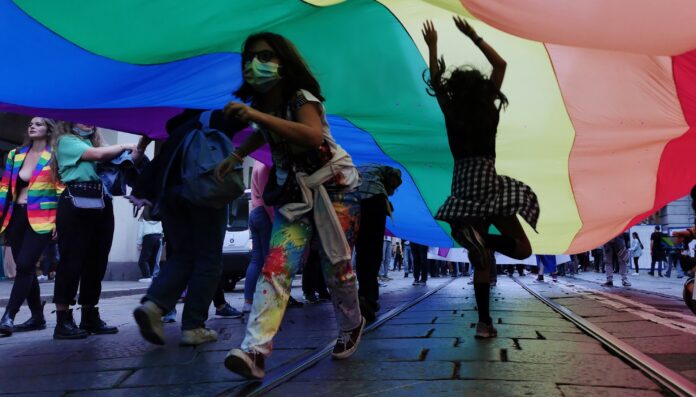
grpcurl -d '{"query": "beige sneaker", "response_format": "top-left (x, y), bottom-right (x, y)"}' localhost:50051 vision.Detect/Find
top-left (180, 327), bottom-right (218, 346)
top-left (133, 301), bottom-right (165, 345)
top-left (224, 348), bottom-right (265, 379)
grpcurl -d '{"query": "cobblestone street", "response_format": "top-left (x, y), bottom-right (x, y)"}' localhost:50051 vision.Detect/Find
top-left (3, 271), bottom-right (688, 396)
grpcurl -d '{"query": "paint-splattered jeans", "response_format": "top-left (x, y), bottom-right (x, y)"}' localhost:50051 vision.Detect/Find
top-left (241, 193), bottom-right (361, 357)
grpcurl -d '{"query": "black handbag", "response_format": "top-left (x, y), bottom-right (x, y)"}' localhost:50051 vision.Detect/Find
top-left (262, 165), bottom-right (302, 207)
top-left (66, 182), bottom-right (105, 209)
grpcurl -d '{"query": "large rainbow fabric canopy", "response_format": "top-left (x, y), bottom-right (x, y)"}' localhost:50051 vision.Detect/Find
top-left (1, 0), bottom-right (695, 253)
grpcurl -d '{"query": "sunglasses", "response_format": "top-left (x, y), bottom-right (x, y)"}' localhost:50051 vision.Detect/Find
top-left (242, 49), bottom-right (277, 64)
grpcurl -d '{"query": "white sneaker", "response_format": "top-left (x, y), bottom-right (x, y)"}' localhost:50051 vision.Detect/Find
top-left (138, 278), bottom-right (153, 283)
top-left (242, 302), bottom-right (252, 313)
top-left (180, 328), bottom-right (218, 346)
top-left (632, 272), bottom-right (639, 276)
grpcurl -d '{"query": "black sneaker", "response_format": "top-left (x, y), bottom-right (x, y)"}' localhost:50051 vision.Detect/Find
top-left (224, 348), bottom-right (265, 379)
top-left (304, 293), bottom-right (319, 303)
top-left (332, 317), bottom-right (365, 360)
top-left (287, 296), bottom-right (304, 308)
top-left (215, 303), bottom-right (243, 318)
top-left (458, 224), bottom-right (490, 271)
top-left (602, 280), bottom-right (614, 287)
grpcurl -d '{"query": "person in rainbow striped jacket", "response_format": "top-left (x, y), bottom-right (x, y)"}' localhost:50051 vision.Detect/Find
top-left (0, 117), bottom-right (62, 337)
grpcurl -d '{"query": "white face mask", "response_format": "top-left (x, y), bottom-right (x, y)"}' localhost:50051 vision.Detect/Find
top-left (73, 126), bottom-right (94, 138)
top-left (243, 58), bottom-right (282, 93)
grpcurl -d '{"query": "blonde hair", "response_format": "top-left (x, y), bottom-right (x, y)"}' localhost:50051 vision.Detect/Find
top-left (51, 121), bottom-right (105, 183)
top-left (22, 117), bottom-right (58, 148)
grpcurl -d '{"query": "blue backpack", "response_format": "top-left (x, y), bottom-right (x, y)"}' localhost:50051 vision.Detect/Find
top-left (167, 111), bottom-right (244, 209)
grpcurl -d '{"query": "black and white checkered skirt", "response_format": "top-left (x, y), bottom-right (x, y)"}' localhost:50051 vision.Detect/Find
top-left (435, 157), bottom-right (539, 230)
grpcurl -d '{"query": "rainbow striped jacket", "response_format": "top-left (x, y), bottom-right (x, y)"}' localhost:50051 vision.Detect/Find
top-left (0, 146), bottom-right (61, 234)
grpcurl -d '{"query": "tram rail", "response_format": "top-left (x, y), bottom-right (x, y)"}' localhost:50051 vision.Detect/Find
top-left (223, 278), bottom-right (455, 397)
top-left (513, 277), bottom-right (696, 397)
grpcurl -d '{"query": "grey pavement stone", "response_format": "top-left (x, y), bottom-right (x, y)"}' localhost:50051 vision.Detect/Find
top-left (348, 347), bottom-right (425, 362)
top-left (681, 369), bottom-right (696, 383)
top-left (4, 370), bottom-right (129, 394)
top-left (424, 346), bottom-right (501, 362)
top-left (0, 348), bottom-right (197, 380)
top-left (535, 331), bottom-right (598, 343)
top-left (622, 335), bottom-right (696, 354)
top-left (363, 324), bottom-right (434, 339)
top-left (597, 320), bottom-right (683, 338)
top-left (267, 380), bottom-right (562, 397)
top-left (586, 313), bottom-right (645, 323)
top-left (358, 338), bottom-right (458, 351)
top-left (67, 382), bottom-right (242, 397)
top-left (505, 350), bottom-right (623, 364)
top-left (517, 339), bottom-right (607, 354)
top-left (121, 349), bottom-right (311, 387)
top-left (558, 385), bottom-right (663, 397)
top-left (648, 353), bottom-right (696, 371)
top-left (295, 360), bottom-right (455, 381)
top-left (431, 324), bottom-right (540, 339)
top-left (458, 362), bottom-right (659, 389)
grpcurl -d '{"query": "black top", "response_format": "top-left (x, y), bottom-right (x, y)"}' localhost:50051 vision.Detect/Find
top-left (650, 231), bottom-right (665, 254)
top-left (444, 103), bottom-right (499, 159)
top-left (15, 174), bottom-right (29, 191)
top-left (131, 109), bottom-right (247, 202)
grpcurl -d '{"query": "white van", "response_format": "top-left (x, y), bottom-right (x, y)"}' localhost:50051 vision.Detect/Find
top-left (221, 189), bottom-right (251, 291)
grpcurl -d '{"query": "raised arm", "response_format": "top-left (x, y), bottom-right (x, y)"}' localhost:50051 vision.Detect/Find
top-left (421, 20), bottom-right (447, 110)
top-left (453, 16), bottom-right (507, 91)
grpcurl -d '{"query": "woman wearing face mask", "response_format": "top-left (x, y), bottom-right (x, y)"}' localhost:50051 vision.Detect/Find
top-left (215, 32), bottom-right (364, 380)
top-left (0, 117), bottom-right (61, 336)
top-left (52, 122), bottom-right (145, 339)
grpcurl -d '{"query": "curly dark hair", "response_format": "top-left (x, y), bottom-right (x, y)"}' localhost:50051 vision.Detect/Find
top-left (425, 60), bottom-right (508, 132)
top-left (234, 32), bottom-right (324, 105)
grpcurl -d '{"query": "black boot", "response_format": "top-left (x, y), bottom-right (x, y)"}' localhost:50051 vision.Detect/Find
top-left (14, 301), bottom-right (46, 333)
top-left (79, 307), bottom-right (118, 334)
top-left (54, 309), bottom-right (88, 340)
top-left (0, 311), bottom-right (14, 336)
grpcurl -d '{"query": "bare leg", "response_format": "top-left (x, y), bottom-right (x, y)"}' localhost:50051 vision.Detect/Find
top-left (488, 215), bottom-right (532, 260)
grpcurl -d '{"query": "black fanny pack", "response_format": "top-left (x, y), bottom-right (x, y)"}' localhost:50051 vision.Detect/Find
top-left (66, 182), bottom-right (105, 209)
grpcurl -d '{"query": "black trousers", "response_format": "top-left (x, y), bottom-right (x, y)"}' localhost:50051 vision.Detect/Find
top-left (213, 281), bottom-right (226, 308)
top-left (411, 242), bottom-right (429, 282)
top-left (53, 192), bottom-right (114, 306)
top-left (302, 246), bottom-right (329, 298)
top-left (5, 205), bottom-right (51, 316)
top-left (355, 194), bottom-right (388, 309)
top-left (138, 234), bottom-right (162, 278)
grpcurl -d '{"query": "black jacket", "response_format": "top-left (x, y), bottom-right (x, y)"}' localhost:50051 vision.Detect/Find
top-left (131, 109), bottom-right (247, 202)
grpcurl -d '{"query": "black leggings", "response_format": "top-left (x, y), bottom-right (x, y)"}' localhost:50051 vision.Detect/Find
top-left (633, 257), bottom-right (640, 273)
top-left (53, 192), bottom-right (114, 306)
top-left (4, 205), bottom-right (51, 316)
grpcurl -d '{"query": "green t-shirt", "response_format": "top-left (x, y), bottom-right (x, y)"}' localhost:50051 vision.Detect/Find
top-left (56, 135), bottom-right (100, 183)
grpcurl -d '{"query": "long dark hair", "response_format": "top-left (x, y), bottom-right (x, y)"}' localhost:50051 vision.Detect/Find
top-left (632, 232), bottom-right (643, 249)
top-left (425, 61), bottom-right (508, 132)
top-left (234, 32), bottom-right (324, 105)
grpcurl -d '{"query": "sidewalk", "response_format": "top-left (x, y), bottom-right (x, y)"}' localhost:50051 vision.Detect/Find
top-left (0, 280), bottom-right (149, 307)
top-left (569, 269), bottom-right (686, 298)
